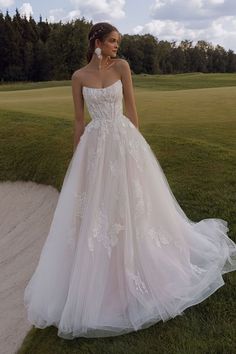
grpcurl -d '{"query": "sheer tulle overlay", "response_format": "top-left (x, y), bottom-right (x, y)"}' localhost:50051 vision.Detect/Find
top-left (24, 79), bottom-right (236, 339)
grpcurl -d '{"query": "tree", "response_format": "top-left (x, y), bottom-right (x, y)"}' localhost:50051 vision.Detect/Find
top-left (0, 10), bottom-right (235, 81)
top-left (212, 45), bottom-right (227, 72)
top-left (157, 40), bottom-right (173, 74)
top-left (226, 49), bottom-right (236, 73)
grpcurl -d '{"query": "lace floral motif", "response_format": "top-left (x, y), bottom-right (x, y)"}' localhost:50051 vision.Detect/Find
top-left (126, 269), bottom-right (149, 294)
top-left (69, 191), bottom-right (88, 247)
top-left (75, 191), bottom-right (88, 219)
top-left (191, 264), bottom-right (207, 274)
top-left (85, 119), bottom-right (101, 133)
top-left (113, 124), bottom-right (126, 157)
top-left (134, 179), bottom-right (145, 217)
top-left (87, 143), bottom-right (103, 175)
top-left (146, 226), bottom-right (171, 247)
top-left (136, 226), bottom-right (172, 248)
top-left (128, 139), bottom-right (143, 170)
top-left (88, 202), bottom-right (125, 258)
top-left (133, 178), bottom-right (152, 220)
top-left (82, 80), bottom-right (123, 122)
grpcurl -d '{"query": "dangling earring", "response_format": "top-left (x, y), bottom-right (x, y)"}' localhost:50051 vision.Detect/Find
top-left (94, 47), bottom-right (102, 59)
top-left (94, 47), bottom-right (102, 69)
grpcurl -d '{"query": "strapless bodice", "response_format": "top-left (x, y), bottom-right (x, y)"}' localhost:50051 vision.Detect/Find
top-left (82, 79), bottom-right (123, 122)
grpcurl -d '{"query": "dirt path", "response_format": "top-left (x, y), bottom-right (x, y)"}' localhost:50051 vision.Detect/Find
top-left (0, 181), bottom-right (59, 354)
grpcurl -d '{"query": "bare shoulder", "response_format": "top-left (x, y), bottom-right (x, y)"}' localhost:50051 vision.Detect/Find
top-left (71, 66), bottom-right (89, 83)
top-left (114, 58), bottom-right (130, 70)
top-left (114, 58), bottom-right (129, 65)
top-left (112, 59), bottom-right (131, 82)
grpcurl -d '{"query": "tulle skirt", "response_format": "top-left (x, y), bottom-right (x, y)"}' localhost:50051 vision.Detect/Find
top-left (24, 113), bottom-right (236, 339)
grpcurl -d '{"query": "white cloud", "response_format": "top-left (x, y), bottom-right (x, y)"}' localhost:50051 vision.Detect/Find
top-left (152, 0), bottom-right (166, 9)
top-left (47, 1), bottom-right (126, 24)
top-left (0, 0), bottom-right (14, 7)
top-left (69, 0), bottom-right (126, 20)
top-left (133, 20), bottom-right (197, 41)
top-left (133, 15), bottom-right (236, 51)
top-left (149, 0), bottom-right (234, 21)
top-left (209, 0), bottom-right (225, 4)
top-left (19, 3), bottom-right (33, 20)
top-left (132, 0), bottom-right (236, 51)
top-left (47, 8), bottom-right (82, 23)
top-left (48, 8), bottom-right (65, 23)
top-left (63, 10), bottom-right (82, 22)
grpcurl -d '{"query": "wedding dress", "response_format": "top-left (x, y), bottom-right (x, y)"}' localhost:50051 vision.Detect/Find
top-left (24, 79), bottom-right (236, 339)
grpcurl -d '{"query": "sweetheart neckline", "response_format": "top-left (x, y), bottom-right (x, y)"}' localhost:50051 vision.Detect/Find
top-left (82, 79), bottom-right (121, 91)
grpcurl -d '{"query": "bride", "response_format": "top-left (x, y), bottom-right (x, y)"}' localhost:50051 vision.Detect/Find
top-left (24, 22), bottom-right (236, 340)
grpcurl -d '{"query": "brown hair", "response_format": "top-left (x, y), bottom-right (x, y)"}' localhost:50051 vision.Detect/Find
top-left (86, 22), bottom-right (121, 63)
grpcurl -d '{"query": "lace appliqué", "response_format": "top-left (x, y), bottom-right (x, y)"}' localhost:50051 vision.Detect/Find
top-left (137, 222), bottom-right (185, 251)
top-left (134, 179), bottom-right (145, 217)
top-left (85, 119), bottom-right (110, 145)
top-left (85, 119), bottom-right (101, 134)
top-left (69, 191), bottom-right (88, 247)
top-left (113, 124), bottom-right (126, 157)
top-left (146, 226), bottom-right (171, 247)
top-left (74, 191), bottom-right (87, 219)
top-left (190, 264), bottom-right (207, 274)
top-left (88, 202), bottom-right (125, 258)
top-left (126, 118), bottom-right (151, 154)
top-left (128, 139), bottom-right (143, 170)
top-left (87, 142), bottom-right (103, 175)
top-left (126, 269), bottom-right (149, 294)
top-left (133, 178), bottom-right (152, 219)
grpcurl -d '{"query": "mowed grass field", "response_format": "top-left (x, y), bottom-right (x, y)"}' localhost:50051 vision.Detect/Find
top-left (0, 73), bottom-right (235, 354)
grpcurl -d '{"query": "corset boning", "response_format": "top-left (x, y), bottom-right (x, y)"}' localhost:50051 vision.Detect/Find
top-left (82, 80), bottom-right (123, 123)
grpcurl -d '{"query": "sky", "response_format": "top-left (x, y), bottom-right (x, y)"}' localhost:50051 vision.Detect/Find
top-left (1, 0), bottom-right (236, 52)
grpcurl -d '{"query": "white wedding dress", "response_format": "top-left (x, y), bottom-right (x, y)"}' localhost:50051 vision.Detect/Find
top-left (24, 79), bottom-right (236, 339)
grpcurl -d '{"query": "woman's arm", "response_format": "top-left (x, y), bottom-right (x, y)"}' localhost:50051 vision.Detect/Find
top-left (71, 72), bottom-right (85, 152)
top-left (119, 60), bottom-right (139, 130)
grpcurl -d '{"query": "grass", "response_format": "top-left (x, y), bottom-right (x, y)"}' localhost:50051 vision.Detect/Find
top-left (0, 72), bottom-right (236, 92)
top-left (0, 73), bottom-right (235, 353)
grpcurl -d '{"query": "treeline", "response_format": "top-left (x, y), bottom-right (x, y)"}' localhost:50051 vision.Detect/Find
top-left (1, 9), bottom-right (236, 82)
top-left (121, 35), bottom-right (236, 74)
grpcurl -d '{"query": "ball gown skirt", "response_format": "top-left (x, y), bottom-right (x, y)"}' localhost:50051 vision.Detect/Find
top-left (24, 79), bottom-right (236, 339)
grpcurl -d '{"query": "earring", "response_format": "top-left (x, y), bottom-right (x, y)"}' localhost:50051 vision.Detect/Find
top-left (94, 47), bottom-right (102, 59)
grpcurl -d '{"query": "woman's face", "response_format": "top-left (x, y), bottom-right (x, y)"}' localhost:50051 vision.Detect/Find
top-left (99, 31), bottom-right (121, 57)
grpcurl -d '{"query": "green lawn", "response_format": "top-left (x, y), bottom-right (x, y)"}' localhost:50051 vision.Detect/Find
top-left (1, 72), bottom-right (236, 91)
top-left (0, 74), bottom-right (235, 354)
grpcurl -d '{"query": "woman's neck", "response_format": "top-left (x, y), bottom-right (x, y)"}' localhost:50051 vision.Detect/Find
top-left (88, 54), bottom-right (111, 71)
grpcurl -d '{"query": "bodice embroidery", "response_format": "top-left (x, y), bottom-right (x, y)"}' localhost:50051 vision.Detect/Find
top-left (71, 79), bottom-right (175, 264)
top-left (88, 201), bottom-right (125, 258)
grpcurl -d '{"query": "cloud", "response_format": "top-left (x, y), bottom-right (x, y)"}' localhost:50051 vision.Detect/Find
top-left (133, 15), bottom-right (236, 51)
top-left (48, 8), bottom-right (65, 23)
top-left (47, 8), bottom-right (82, 23)
top-left (149, 0), bottom-right (236, 22)
top-left (69, 0), bottom-right (126, 20)
top-left (133, 20), bottom-right (196, 40)
top-left (19, 3), bottom-right (33, 20)
top-left (132, 0), bottom-right (236, 51)
top-left (61, 10), bottom-right (82, 23)
top-left (0, 0), bottom-right (14, 7)
top-left (48, 1), bottom-right (126, 24)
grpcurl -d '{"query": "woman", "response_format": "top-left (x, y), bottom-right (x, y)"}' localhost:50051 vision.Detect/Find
top-left (24, 22), bottom-right (236, 340)
top-left (71, 22), bottom-right (139, 151)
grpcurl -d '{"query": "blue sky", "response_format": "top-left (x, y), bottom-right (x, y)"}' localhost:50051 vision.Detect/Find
top-left (1, 0), bottom-right (236, 51)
